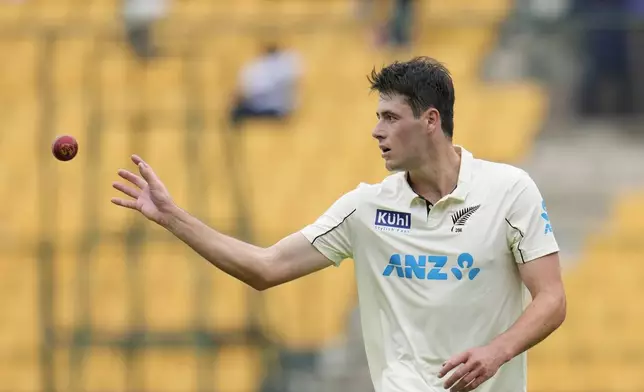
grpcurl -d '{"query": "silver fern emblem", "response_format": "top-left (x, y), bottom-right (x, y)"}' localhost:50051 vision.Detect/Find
top-left (451, 205), bottom-right (481, 232)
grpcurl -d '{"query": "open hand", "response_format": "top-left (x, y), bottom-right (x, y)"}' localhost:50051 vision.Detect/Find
top-left (111, 154), bottom-right (176, 225)
top-left (438, 345), bottom-right (508, 391)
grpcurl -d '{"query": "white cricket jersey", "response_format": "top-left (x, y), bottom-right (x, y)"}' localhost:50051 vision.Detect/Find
top-left (300, 146), bottom-right (559, 392)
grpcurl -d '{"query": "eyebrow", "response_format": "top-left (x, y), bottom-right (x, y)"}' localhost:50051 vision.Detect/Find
top-left (376, 110), bottom-right (398, 118)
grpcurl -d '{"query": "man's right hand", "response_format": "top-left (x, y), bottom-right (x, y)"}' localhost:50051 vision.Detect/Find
top-left (111, 154), bottom-right (177, 226)
top-left (110, 154), bottom-right (335, 291)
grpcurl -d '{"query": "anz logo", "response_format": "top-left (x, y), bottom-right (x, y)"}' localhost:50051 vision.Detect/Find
top-left (541, 200), bottom-right (553, 235)
top-left (382, 253), bottom-right (480, 281)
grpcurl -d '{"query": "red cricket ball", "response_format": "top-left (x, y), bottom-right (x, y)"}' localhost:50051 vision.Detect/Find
top-left (51, 135), bottom-right (79, 161)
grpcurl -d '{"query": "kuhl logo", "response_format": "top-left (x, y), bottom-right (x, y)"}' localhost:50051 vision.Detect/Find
top-left (375, 209), bottom-right (411, 232)
top-left (382, 253), bottom-right (480, 281)
top-left (450, 205), bottom-right (481, 233)
top-left (541, 200), bottom-right (553, 234)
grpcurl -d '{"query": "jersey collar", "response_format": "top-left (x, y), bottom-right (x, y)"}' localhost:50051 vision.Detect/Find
top-left (400, 145), bottom-right (473, 206)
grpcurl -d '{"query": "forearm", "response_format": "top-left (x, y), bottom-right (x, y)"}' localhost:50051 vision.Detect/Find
top-left (489, 289), bottom-right (566, 362)
top-left (161, 205), bottom-right (271, 289)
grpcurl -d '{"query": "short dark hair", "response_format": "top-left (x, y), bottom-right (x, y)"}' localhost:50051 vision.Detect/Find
top-left (367, 56), bottom-right (455, 138)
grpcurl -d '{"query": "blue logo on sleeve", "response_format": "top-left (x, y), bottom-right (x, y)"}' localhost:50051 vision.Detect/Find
top-left (382, 253), bottom-right (479, 281)
top-left (541, 200), bottom-right (553, 234)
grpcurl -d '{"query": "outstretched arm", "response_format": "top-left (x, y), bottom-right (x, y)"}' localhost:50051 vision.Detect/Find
top-left (112, 155), bottom-right (334, 291)
top-left (165, 209), bottom-right (334, 290)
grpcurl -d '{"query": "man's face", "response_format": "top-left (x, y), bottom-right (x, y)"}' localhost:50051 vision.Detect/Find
top-left (372, 94), bottom-right (433, 172)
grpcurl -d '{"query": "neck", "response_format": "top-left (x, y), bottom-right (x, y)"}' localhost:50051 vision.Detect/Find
top-left (407, 143), bottom-right (461, 203)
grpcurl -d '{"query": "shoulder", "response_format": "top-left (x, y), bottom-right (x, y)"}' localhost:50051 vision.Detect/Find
top-left (333, 172), bottom-right (406, 210)
top-left (473, 157), bottom-right (536, 193)
top-left (350, 172), bottom-right (406, 200)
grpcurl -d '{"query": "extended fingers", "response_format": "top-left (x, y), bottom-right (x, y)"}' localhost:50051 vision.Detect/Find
top-left (131, 154), bottom-right (144, 166)
top-left (135, 159), bottom-right (163, 187)
top-left (111, 197), bottom-right (137, 210)
top-left (113, 181), bottom-right (140, 199)
top-left (118, 169), bottom-right (146, 189)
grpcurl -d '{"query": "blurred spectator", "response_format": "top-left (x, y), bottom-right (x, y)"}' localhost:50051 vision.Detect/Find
top-left (375, 0), bottom-right (416, 48)
top-left (387, 0), bottom-right (415, 47)
top-left (229, 43), bottom-right (301, 129)
top-left (122, 0), bottom-right (169, 60)
top-left (573, 0), bottom-right (634, 118)
top-left (627, 0), bottom-right (644, 116)
top-left (354, 0), bottom-right (416, 49)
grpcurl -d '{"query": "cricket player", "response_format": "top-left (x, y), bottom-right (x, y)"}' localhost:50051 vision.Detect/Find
top-left (112, 57), bottom-right (566, 392)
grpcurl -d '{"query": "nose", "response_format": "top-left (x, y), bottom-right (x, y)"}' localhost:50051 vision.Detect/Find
top-left (372, 122), bottom-right (386, 141)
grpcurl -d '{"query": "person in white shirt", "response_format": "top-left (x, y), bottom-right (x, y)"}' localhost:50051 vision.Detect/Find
top-left (111, 56), bottom-right (566, 392)
top-left (122, 0), bottom-right (168, 59)
top-left (230, 43), bottom-right (301, 128)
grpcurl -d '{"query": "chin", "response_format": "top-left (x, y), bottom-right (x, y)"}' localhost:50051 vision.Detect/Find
top-left (384, 160), bottom-right (401, 172)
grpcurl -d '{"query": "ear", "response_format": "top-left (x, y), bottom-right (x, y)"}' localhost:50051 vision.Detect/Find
top-left (423, 107), bottom-right (441, 133)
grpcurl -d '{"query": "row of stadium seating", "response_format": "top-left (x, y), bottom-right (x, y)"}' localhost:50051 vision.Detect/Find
top-left (0, 0), bottom-right (513, 24)
top-left (0, 0), bottom-right (556, 390)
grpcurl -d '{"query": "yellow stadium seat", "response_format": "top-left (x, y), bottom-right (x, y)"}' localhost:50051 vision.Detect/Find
top-left (54, 347), bottom-right (72, 391)
top-left (141, 348), bottom-right (197, 391)
top-left (0, 253), bottom-right (39, 352)
top-left (424, 0), bottom-right (513, 23)
top-left (610, 190), bottom-right (644, 232)
top-left (0, 40), bottom-right (39, 243)
top-left (0, 256), bottom-right (39, 392)
top-left (197, 127), bottom-right (239, 235)
top-left (23, 0), bottom-right (74, 27)
top-left (260, 260), bottom-right (356, 350)
top-left (140, 241), bottom-right (194, 331)
top-left (213, 345), bottom-right (264, 392)
top-left (86, 0), bottom-right (119, 24)
top-left (207, 266), bottom-right (253, 333)
top-left (53, 248), bottom-right (79, 334)
top-left (144, 124), bottom-right (190, 210)
top-left (0, 351), bottom-right (40, 391)
top-left (97, 122), bottom-right (134, 234)
top-left (0, 2), bottom-right (23, 22)
top-left (99, 41), bottom-right (139, 115)
top-left (142, 57), bottom-right (186, 115)
top-left (88, 241), bottom-right (129, 334)
top-left (81, 348), bottom-right (127, 391)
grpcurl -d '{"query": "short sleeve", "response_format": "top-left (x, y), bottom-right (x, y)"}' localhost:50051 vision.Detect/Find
top-left (505, 172), bottom-right (559, 264)
top-left (300, 187), bottom-right (360, 266)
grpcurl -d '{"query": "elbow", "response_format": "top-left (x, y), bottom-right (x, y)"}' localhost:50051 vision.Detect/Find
top-left (249, 276), bottom-right (273, 292)
top-left (247, 248), bottom-right (279, 292)
top-left (552, 289), bottom-right (567, 329)
top-left (246, 268), bottom-right (274, 292)
top-left (249, 280), bottom-right (271, 292)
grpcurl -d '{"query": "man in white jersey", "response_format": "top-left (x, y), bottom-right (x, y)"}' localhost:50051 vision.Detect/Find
top-left (111, 57), bottom-right (566, 392)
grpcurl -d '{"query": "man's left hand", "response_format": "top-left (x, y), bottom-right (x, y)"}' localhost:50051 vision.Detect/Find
top-left (437, 345), bottom-right (509, 392)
